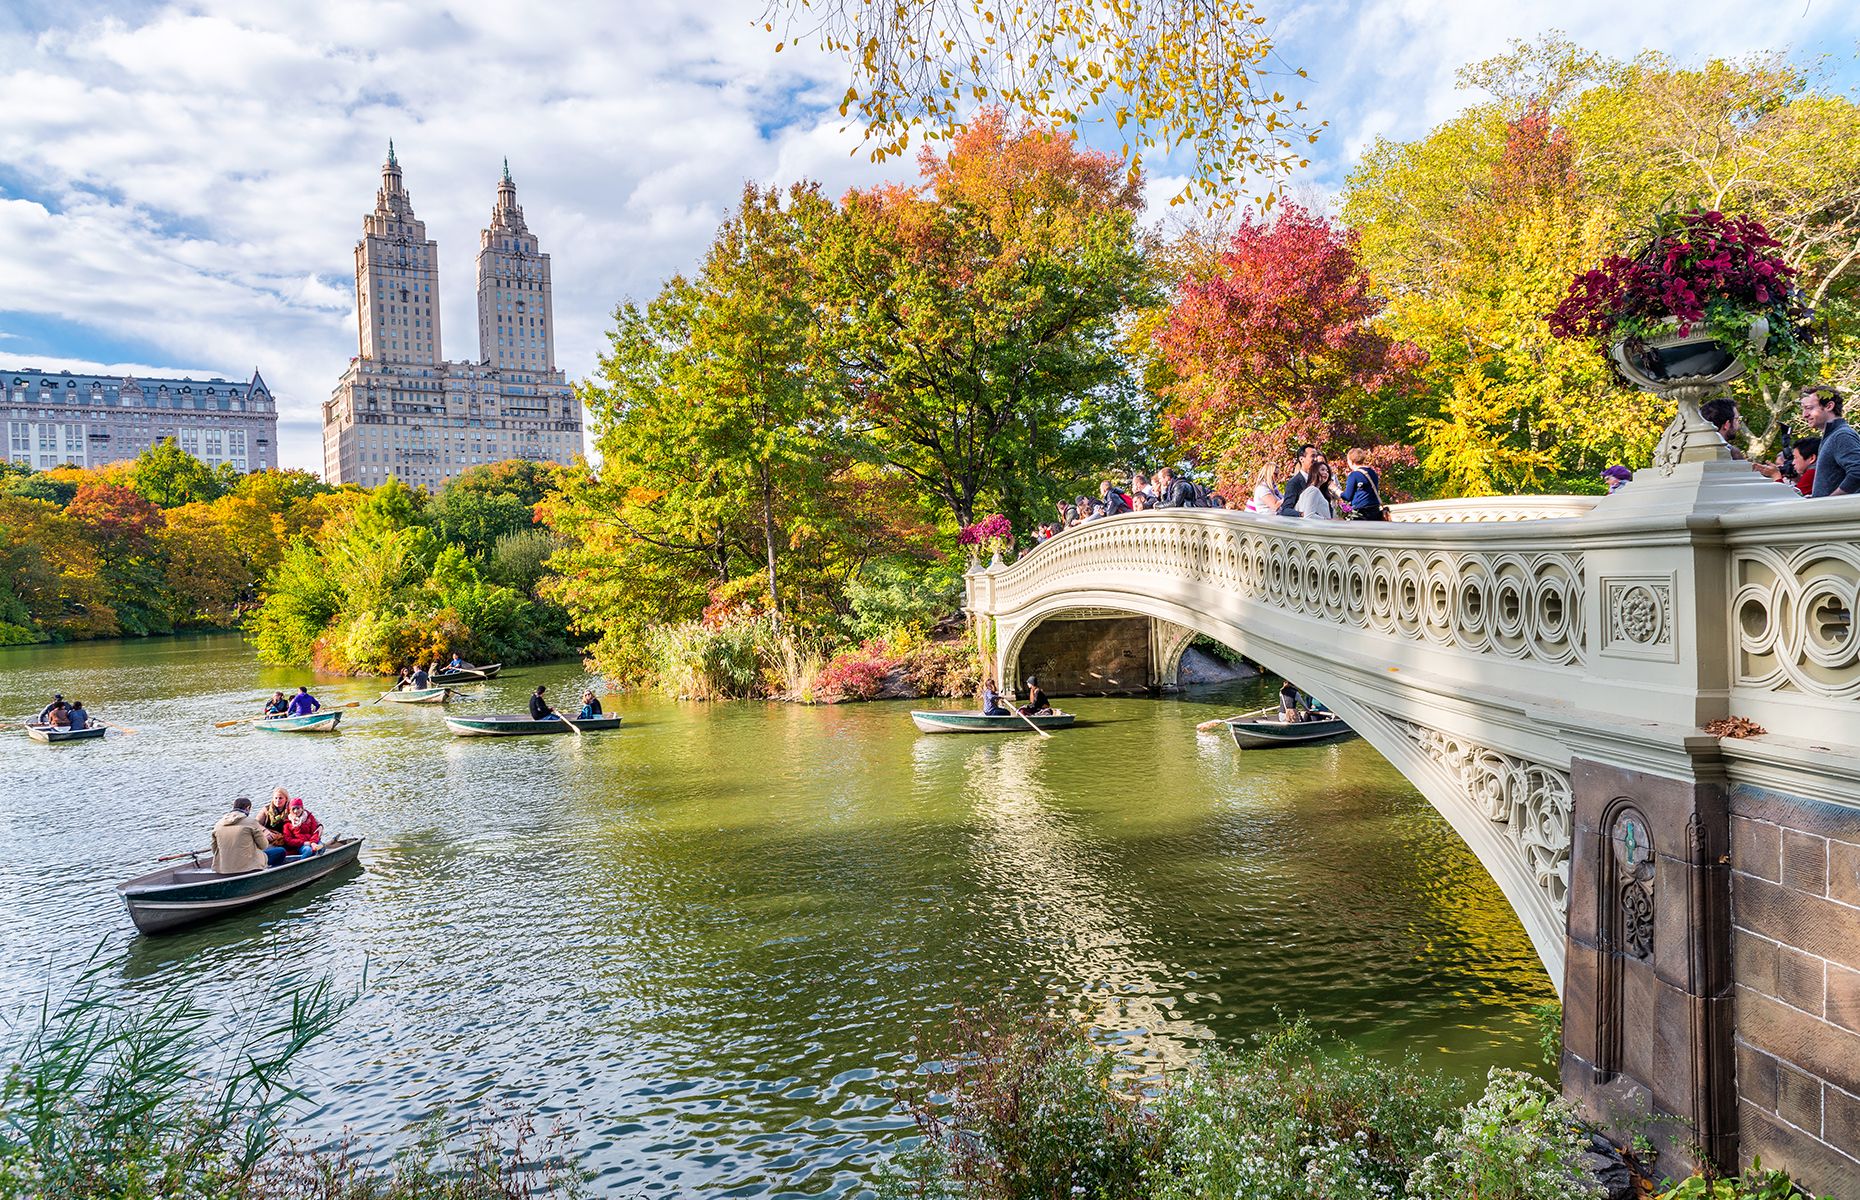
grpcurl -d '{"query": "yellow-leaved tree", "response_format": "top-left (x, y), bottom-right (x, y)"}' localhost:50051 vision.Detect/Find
top-left (763, 0), bottom-right (1321, 208)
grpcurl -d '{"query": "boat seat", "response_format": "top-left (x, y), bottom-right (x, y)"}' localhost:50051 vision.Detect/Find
top-left (173, 870), bottom-right (227, 883)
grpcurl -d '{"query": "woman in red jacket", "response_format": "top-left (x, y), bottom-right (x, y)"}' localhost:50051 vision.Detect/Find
top-left (276, 799), bottom-right (323, 862)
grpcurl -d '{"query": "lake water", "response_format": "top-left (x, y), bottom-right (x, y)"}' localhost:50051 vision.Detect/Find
top-left (0, 633), bottom-right (1555, 1195)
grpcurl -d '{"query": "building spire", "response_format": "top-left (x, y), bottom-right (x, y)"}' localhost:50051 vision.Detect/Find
top-left (502, 156), bottom-right (511, 182)
top-left (388, 139), bottom-right (397, 167)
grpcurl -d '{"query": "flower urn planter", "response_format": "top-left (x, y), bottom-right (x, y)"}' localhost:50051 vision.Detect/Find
top-left (1608, 320), bottom-right (1749, 391)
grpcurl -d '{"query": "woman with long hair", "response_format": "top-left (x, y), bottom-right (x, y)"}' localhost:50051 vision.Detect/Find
top-left (1247, 462), bottom-right (1280, 513)
top-left (1296, 460), bottom-right (1337, 519)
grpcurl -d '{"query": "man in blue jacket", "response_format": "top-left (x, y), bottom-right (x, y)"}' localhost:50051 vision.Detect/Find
top-left (1803, 387), bottom-right (1860, 497)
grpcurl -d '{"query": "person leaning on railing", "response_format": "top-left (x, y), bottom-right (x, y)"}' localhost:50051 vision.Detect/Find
top-left (1801, 386), bottom-right (1860, 497)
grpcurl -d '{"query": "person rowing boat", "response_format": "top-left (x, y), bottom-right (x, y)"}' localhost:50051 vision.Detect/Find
top-left (287, 686), bottom-right (322, 716)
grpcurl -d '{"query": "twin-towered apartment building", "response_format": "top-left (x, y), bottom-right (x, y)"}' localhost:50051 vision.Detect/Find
top-left (320, 146), bottom-right (584, 488)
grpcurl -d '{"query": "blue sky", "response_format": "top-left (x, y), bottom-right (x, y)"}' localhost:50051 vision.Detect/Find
top-left (1, 0), bottom-right (1855, 471)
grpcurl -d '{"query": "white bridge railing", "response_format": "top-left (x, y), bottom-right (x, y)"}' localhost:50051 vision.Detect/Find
top-left (967, 489), bottom-right (1860, 981)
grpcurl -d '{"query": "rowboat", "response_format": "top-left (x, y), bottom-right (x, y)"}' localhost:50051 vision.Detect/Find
top-left (910, 710), bottom-right (1076, 734)
top-left (117, 838), bottom-right (364, 935)
top-left (445, 713), bottom-right (623, 737)
top-left (432, 663), bottom-right (502, 684)
top-left (25, 723), bottom-right (107, 743)
top-left (1226, 706), bottom-right (1354, 749)
top-left (253, 711), bottom-right (343, 733)
top-left (379, 686), bottom-right (452, 704)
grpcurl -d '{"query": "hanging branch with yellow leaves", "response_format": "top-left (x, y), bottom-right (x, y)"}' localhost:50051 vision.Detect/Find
top-left (762, 0), bottom-right (1323, 208)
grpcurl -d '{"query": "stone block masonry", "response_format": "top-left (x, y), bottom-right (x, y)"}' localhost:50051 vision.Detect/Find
top-left (1729, 785), bottom-right (1860, 1198)
top-left (1010, 617), bottom-right (1151, 697)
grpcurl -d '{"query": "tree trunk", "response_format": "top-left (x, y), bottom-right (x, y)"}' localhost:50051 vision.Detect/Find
top-left (761, 463), bottom-right (781, 629)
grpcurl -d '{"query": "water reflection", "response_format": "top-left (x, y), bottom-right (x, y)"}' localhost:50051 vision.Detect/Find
top-left (0, 635), bottom-right (1554, 1195)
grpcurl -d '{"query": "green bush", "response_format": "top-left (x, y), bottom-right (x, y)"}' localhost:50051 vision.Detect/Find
top-left (648, 618), bottom-right (769, 699)
top-left (1408, 1068), bottom-right (1590, 1200)
top-left (885, 1006), bottom-right (1162, 1200)
top-left (1656, 1158), bottom-right (1828, 1199)
top-left (0, 955), bottom-right (357, 1199)
top-left (845, 560), bottom-right (964, 643)
top-left (1151, 1019), bottom-right (1458, 1200)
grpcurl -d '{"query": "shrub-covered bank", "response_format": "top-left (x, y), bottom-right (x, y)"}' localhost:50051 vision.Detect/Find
top-left (877, 1007), bottom-right (1829, 1200)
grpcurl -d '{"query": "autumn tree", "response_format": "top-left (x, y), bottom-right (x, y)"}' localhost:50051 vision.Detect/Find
top-left (764, 0), bottom-right (1320, 208)
top-left (1157, 203), bottom-right (1424, 496)
top-left (815, 112), bottom-right (1156, 533)
top-left (1346, 36), bottom-right (1860, 491)
top-left (66, 481), bottom-right (171, 634)
top-left (0, 496), bottom-right (115, 640)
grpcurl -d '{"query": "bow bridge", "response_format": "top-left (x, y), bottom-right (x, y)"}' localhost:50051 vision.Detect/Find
top-left (965, 456), bottom-right (1860, 1190)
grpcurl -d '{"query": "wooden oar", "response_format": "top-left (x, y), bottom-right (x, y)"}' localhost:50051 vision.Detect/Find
top-left (156, 848), bottom-right (210, 863)
top-left (213, 702), bottom-right (358, 728)
top-left (1197, 707), bottom-right (1270, 733)
top-left (558, 711), bottom-right (584, 738)
top-left (97, 719), bottom-right (138, 735)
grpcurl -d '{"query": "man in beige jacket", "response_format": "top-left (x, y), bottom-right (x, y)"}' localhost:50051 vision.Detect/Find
top-left (212, 798), bottom-right (271, 874)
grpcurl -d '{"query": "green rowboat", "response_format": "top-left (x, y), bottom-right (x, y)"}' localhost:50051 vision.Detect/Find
top-left (25, 724), bottom-right (108, 743)
top-left (117, 838), bottom-right (364, 935)
top-left (910, 710), bottom-right (1076, 733)
top-left (444, 713), bottom-right (623, 737)
top-left (432, 663), bottom-right (501, 684)
top-left (1226, 707), bottom-right (1354, 748)
top-left (380, 686), bottom-right (452, 704)
top-left (253, 711), bottom-right (343, 733)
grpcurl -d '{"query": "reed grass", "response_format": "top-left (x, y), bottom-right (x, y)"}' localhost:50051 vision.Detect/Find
top-left (0, 951), bottom-right (584, 1200)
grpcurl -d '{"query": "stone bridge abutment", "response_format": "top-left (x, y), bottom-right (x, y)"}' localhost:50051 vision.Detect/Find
top-left (966, 463), bottom-right (1860, 1191)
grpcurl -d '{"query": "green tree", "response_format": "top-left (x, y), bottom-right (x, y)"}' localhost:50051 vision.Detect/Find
top-left (436, 488), bottom-right (533, 561)
top-left (814, 110), bottom-right (1157, 533)
top-left (447, 460), bottom-right (557, 508)
top-left (129, 439), bottom-right (234, 508)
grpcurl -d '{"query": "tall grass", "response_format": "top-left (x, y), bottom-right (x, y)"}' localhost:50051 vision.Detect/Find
top-left (0, 954), bottom-right (585, 1200)
top-left (0, 951), bottom-right (360, 1199)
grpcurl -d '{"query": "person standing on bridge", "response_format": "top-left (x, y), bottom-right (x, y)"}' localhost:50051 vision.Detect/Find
top-left (1296, 460), bottom-right (1338, 520)
top-left (1342, 449), bottom-right (1387, 521)
top-left (1802, 387), bottom-right (1860, 497)
top-left (1278, 445), bottom-right (1319, 516)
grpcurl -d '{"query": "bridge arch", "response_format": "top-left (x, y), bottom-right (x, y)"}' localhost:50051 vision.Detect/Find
top-left (989, 584), bottom-right (1574, 985)
top-left (967, 465), bottom-right (1860, 1184)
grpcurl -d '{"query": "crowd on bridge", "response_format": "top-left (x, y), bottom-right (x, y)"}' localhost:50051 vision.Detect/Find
top-left (1027, 385), bottom-right (1857, 553)
top-left (1028, 444), bottom-right (1390, 551)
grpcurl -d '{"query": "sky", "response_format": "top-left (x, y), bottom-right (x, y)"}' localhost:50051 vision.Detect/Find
top-left (2, 0), bottom-right (1856, 472)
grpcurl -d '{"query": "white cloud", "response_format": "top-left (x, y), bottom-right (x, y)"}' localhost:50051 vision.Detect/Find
top-left (1, 0), bottom-right (1855, 472)
top-left (0, 0), bottom-right (885, 470)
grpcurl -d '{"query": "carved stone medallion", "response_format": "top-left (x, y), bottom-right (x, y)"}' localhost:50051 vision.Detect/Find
top-left (1611, 808), bottom-right (1656, 960)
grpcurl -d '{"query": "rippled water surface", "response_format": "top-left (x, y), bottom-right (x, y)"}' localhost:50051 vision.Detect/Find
top-left (1, 634), bottom-right (1555, 1194)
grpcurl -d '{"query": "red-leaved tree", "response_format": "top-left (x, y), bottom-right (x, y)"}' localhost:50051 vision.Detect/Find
top-left (1158, 205), bottom-right (1425, 498)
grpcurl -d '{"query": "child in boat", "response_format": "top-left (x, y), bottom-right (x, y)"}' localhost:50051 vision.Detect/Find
top-left (274, 800), bottom-right (322, 864)
top-left (575, 691), bottom-right (603, 720)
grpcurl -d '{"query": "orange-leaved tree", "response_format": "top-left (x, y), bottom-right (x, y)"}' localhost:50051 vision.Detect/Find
top-left (815, 110), bottom-right (1157, 536)
top-left (1157, 203), bottom-right (1424, 499)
